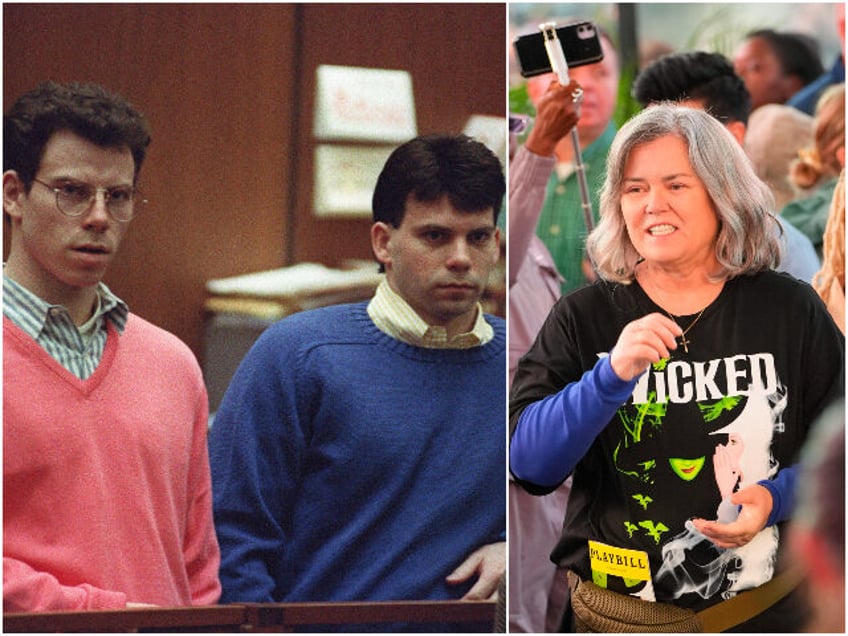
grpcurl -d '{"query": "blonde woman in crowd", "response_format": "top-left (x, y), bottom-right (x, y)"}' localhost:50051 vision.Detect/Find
top-left (781, 84), bottom-right (845, 257)
top-left (812, 169), bottom-right (845, 333)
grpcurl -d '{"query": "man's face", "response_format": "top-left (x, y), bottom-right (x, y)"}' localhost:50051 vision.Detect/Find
top-left (371, 195), bottom-right (500, 336)
top-left (569, 35), bottom-right (620, 141)
top-left (526, 35), bottom-right (620, 144)
top-left (3, 129), bottom-right (135, 305)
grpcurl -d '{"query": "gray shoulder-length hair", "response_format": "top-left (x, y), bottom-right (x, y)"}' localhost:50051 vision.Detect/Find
top-left (587, 104), bottom-right (781, 283)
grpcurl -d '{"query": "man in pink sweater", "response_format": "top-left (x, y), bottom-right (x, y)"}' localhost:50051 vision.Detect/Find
top-left (2, 82), bottom-right (221, 611)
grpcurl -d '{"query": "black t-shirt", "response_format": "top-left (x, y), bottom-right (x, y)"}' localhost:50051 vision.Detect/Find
top-left (510, 271), bottom-right (844, 625)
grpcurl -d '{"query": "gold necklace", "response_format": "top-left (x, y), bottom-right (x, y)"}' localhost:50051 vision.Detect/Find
top-left (666, 308), bottom-right (707, 353)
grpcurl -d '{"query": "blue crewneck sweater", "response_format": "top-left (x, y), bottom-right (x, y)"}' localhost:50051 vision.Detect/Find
top-left (209, 301), bottom-right (505, 625)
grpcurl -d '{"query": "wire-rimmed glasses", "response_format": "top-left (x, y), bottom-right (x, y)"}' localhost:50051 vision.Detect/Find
top-left (31, 178), bottom-right (146, 222)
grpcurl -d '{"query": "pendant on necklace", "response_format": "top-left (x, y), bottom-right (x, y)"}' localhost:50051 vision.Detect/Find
top-left (667, 307), bottom-right (706, 355)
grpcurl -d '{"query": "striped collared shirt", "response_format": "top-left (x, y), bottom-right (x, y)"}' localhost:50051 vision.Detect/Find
top-left (367, 279), bottom-right (493, 349)
top-left (3, 274), bottom-right (129, 380)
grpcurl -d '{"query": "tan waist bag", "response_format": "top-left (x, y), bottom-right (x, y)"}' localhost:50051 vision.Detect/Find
top-left (567, 568), bottom-right (801, 633)
top-left (568, 571), bottom-right (700, 632)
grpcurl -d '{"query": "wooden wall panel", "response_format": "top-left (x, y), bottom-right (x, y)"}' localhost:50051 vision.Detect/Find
top-left (293, 3), bottom-right (507, 265)
top-left (4, 3), bottom-right (297, 360)
top-left (3, 3), bottom-right (506, 363)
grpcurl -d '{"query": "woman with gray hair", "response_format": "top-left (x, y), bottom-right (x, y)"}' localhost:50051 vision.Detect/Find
top-left (509, 104), bottom-right (843, 632)
top-left (588, 105), bottom-right (781, 284)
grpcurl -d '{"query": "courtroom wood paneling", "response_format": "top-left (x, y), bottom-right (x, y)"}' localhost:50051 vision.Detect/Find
top-left (3, 3), bottom-right (297, 360)
top-left (292, 3), bottom-right (508, 265)
top-left (3, 3), bottom-right (506, 364)
top-left (4, 3), bottom-right (297, 360)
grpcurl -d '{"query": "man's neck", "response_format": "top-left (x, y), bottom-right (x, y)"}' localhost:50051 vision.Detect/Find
top-left (367, 279), bottom-right (491, 348)
top-left (4, 263), bottom-right (99, 326)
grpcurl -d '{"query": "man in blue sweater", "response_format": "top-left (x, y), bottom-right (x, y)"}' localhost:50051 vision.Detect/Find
top-left (209, 134), bottom-right (506, 631)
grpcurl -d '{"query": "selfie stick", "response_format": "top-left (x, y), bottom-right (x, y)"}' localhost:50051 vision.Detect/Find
top-left (540, 22), bottom-right (594, 234)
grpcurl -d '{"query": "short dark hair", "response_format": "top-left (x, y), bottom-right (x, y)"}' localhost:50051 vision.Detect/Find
top-left (632, 51), bottom-right (751, 124)
top-left (4, 81), bottom-right (151, 189)
top-left (745, 29), bottom-right (824, 85)
top-left (372, 133), bottom-right (505, 228)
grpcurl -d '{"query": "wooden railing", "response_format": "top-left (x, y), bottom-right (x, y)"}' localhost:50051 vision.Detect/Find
top-left (3, 599), bottom-right (498, 632)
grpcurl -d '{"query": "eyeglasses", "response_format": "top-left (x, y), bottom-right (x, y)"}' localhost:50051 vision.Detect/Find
top-left (31, 178), bottom-right (146, 222)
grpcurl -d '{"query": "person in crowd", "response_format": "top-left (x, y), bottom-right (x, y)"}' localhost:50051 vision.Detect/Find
top-left (209, 134), bottom-right (506, 631)
top-left (524, 27), bottom-right (620, 295)
top-left (733, 28), bottom-right (824, 111)
top-left (509, 79), bottom-right (581, 382)
top-left (3, 81), bottom-right (221, 611)
top-left (632, 49), bottom-right (820, 283)
top-left (811, 169), bottom-right (845, 333)
top-left (789, 398), bottom-right (845, 633)
top-left (787, 3), bottom-right (845, 115)
top-left (508, 78), bottom-right (581, 633)
top-left (745, 104), bottom-right (814, 209)
top-left (510, 105), bottom-right (844, 631)
top-left (639, 39), bottom-right (675, 71)
top-left (781, 83), bottom-right (845, 258)
top-left (633, 51), bottom-right (750, 142)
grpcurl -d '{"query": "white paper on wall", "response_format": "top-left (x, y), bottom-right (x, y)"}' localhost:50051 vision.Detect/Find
top-left (314, 65), bottom-right (417, 143)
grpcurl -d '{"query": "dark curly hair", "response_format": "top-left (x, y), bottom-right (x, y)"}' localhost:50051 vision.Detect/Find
top-left (4, 81), bottom-right (151, 189)
top-left (632, 51), bottom-right (751, 124)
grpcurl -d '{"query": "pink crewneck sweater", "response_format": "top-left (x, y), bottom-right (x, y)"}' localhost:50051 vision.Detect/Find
top-left (3, 314), bottom-right (221, 611)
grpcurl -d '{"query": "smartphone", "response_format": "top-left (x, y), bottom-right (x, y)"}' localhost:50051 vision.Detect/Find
top-left (513, 20), bottom-right (604, 78)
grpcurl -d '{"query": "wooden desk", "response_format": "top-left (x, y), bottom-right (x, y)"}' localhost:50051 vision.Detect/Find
top-left (3, 605), bottom-right (245, 633)
top-left (4, 600), bottom-right (497, 632)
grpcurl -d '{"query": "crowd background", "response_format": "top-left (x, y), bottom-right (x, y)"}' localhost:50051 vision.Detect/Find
top-left (509, 3), bottom-right (842, 126)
